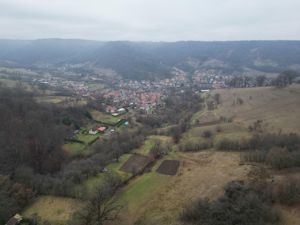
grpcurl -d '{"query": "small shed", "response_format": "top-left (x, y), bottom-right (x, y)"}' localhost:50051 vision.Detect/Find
top-left (89, 129), bottom-right (98, 135)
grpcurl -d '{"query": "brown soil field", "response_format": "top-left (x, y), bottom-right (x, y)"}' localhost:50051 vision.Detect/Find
top-left (156, 160), bottom-right (180, 175)
top-left (121, 154), bottom-right (152, 174)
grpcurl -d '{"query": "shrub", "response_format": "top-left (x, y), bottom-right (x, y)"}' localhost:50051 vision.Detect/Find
top-left (180, 181), bottom-right (280, 225)
top-left (215, 138), bottom-right (249, 151)
top-left (236, 97), bottom-right (244, 105)
top-left (179, 139), bottom-right (212, 152)
top-left (272, 176), bottom-right (300, 205)
top-left (201, 130), bottom-right (213, 138)
top-left (215, 126), bottom-right (222, 133)
top-left (266, 148), bottom-right (292, 169)
top-left (242, 150), bottom-right (268, 163)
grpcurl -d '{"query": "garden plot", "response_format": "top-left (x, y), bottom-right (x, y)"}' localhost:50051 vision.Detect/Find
top-left (156, 160), bottom-right (180, 175)
top-left (121, 154), bottom-right (152, 174)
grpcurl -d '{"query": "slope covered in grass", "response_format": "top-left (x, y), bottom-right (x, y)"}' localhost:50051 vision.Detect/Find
top-left (213, 85), bottom-right (300, 133)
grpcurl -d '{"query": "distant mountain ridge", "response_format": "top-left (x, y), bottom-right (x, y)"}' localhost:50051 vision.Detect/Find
top-left (0, 39), bottom-right (300, 80)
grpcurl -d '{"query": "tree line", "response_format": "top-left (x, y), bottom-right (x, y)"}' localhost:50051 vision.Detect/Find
top-left (227, 70), bottom-right (299, 88)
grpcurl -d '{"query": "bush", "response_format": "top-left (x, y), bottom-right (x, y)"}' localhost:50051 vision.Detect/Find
top-left (242, 150), bottom-right (268, 163)
top-left (249, 132), bottom-right (300, 152)
top-left (0, 175), bottom-right (35, 222)
top-left (216, 138), bottom-right (249, 151)
top-left (179, 138), bottom-right (212, 152)
top-left (180, 181), bottom-right (280, 225)
top-left (266, 148), bottom-right (291, 169)
top-left (201, 130), bottom-right (213, 138)
top-left (236, 97), bottom-right (244, 105)
top-left (215, 126), bottom-right (222, 133)
top-left (272, 176), bottom-right (300, 205)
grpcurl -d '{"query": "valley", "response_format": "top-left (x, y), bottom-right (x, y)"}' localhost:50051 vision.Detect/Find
top-left (13, 84), bottom-right (300, 225)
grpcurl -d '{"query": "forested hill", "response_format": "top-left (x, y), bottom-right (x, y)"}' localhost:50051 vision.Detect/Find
top-left (0, 39), bottom-right (300, 80)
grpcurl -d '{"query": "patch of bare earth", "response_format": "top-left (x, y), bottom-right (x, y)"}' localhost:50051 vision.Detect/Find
top-left (157, 160), bottom-right (180, 175)
top-left (121, 154), bottom-right (152, 174)
top-left (117, 151), bottom-right (253, 225)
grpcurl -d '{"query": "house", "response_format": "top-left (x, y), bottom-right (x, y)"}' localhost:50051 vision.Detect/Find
top-left (105, 105), bottom-right (117, 113)
top-left (88, 128), bottom-right (98, 135)
top-left (97, 126), bottom-right (107, 133)
top-left (200, 89), bottom-right (210, 93)
top-left (117, 108), bottom-right (126, 114)
top-left (6, 214), bottom-right (22, 225)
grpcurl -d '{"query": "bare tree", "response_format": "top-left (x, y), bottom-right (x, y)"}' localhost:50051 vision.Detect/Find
top-left (72, 183), bottom-right (122, 225)
top-left (256, 75), bottom-right (266, 87)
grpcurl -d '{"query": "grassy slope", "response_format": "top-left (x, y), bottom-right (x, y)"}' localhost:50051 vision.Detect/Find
top-left (90, 110), bottom-right (121, 124)
top-left (107, 154), bottom-right (132, 180)
top-left (113, 85), bottom-right (300, 225)
top-left (134, 135), bottom-right (172, 156)
top-left (35, 96), bottom-right (70, 104)
top-left (213, 85), bottom-right (300, 133)
top-left (22, 196), bottom-right (81, 225)
top-left (63, 142), bottom-right (86, 155)
top-left (114, 151), bottom-right (252, 225)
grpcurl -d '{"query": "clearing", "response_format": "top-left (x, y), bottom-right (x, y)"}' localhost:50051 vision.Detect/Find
top-left (22, 196), bottom-right (81, 225)
top-left (134, 135), bottom-right (172, 156)
top-left (90, 110), bottom-right (121, 124)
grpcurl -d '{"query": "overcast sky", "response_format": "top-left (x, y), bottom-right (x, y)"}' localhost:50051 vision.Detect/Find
top-left (0, 0), bottom-right (300, 41)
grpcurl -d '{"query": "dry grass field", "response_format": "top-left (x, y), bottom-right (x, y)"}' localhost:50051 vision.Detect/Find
top-left (276, 205), bottom-right (300, 225)
top-left (90, 110), bottom-right (121, 124)
top-left (22, 196), bottom-right (81, 225)
top-left (113, 151), bottom-right (253, 225)
top-left (213, 85), bottom-right (300, 133)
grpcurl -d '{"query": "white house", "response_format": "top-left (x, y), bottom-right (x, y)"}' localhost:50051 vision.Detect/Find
top-left (88, 129), bottom-right (98, 135)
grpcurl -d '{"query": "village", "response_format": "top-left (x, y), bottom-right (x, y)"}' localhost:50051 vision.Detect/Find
top-left (31, 68), bottom-right (233, 108)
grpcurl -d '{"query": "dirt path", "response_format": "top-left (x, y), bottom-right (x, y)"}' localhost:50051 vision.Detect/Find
top-left (115, 151), bottom-right (253, 225)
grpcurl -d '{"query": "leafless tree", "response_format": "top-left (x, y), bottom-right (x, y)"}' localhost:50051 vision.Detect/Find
top-left (73, 183), bottom-right (122, 225)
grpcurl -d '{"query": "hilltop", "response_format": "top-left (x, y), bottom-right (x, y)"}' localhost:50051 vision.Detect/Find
top-left (1, 40), bottom-right (300, 80)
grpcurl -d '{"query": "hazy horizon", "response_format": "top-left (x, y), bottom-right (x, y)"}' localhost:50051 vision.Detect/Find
top-left (1, 0), bottom-right (300, 41)
top-left (1, 38), bottom-right (300, 42)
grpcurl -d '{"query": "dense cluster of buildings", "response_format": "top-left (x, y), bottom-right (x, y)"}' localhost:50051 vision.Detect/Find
top-left (30, 69), bottom-right (235, 112)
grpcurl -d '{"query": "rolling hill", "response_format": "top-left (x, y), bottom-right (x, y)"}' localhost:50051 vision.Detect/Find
top-left (0, 39), bottom-right (300, 80)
